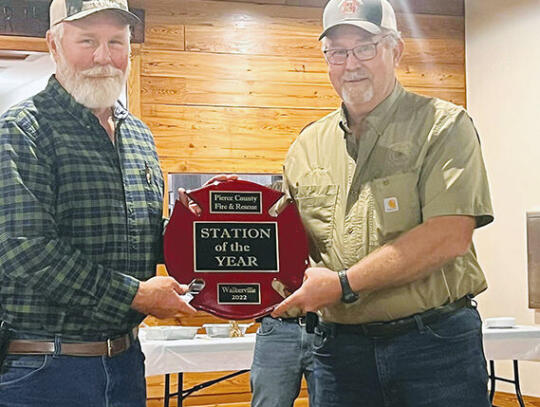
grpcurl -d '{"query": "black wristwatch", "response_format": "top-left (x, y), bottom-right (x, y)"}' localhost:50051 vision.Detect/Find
top-left (338, 270), bottom-right (359, 304)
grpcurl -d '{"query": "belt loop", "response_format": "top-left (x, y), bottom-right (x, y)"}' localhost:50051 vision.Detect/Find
top-left (413, 315), bottom-right (425, 333)
top-left (129, 327), bottom-right (136, 342)
top-left (361, 325), bottom-right (369, 336)
top-left (106, 338), bottom-right (113, 358)
top-left (53, 335), bottom-right (62, 357)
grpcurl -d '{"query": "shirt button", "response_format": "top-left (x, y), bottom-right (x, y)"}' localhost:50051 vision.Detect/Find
top-left (383, 179), bottom-right (389, 186)
top-left (347, 227), bottom-right (354, 234)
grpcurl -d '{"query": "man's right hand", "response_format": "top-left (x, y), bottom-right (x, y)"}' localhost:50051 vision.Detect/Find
top-left (131, 276), bottom-right (196, 319)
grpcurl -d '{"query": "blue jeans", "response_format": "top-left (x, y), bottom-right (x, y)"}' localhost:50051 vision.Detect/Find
top-left (313, 307), bottom-right (490, 407)
top-left (250, 316), bottom-right (315, 407)
top-left (0, 333), bottom-right (146, 407)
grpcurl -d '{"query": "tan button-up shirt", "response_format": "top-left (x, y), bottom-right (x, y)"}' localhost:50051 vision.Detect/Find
top-left (283, 83), bottom-right (494, 324)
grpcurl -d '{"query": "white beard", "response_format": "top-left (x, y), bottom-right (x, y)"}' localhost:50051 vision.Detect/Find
top-left (339, 68), bottom-right (374, 106)
top-left (55, 46), bottom-right (129, 109)
top-left (341, 79), bottom-right (374, 106)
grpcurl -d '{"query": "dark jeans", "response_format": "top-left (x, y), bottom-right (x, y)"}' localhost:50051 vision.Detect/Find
top-left (313, 307), bottom-right (491, 407)
top-left (0, 334), bottom-right (146, 407)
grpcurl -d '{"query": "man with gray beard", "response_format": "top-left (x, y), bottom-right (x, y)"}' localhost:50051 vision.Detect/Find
top-left (272, 0), bottom-right (494, 406)
top-left (0, 1), bottom-right (195, 405)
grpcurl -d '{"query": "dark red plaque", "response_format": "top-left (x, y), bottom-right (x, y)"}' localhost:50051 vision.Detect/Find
top-left (164, 179), bottom-right (309, 320)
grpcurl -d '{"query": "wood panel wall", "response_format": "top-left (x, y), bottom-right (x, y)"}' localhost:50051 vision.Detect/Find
top-left (126, 0), bottom-right (466, 405)
top-left (128, 0), bottom-right (465, 177)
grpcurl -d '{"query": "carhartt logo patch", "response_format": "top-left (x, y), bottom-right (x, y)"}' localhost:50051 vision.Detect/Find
top-left (384, 197), bottom-right (399, 213)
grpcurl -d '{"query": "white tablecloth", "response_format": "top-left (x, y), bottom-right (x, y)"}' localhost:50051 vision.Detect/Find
top-left (140, 326), bottom-right (540, 377)
top-left (140, 332), bottom-right (256, 377)
top-left (482, 325), bottom-right (540, 361)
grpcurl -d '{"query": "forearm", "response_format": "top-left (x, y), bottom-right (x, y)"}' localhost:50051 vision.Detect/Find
top-left (0, 234), bottom-right (141, 323)
top-left (347, 215), bottom-right (475, 294)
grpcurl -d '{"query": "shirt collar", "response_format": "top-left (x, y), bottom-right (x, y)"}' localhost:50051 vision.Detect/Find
top-left (339, 107), bottom-right (352, 136)
top-left (338, 81), bottom-right (405, 137)
top-left (113, 100), bottom-right (129, 120)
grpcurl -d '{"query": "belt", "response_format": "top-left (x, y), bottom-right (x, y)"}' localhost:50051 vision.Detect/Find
top-left (7, 327), bottom-right (138, 358)
top-left (256, 316), bottom-right (306, 326)
top-left (318, 296), bottom-right (472, 338)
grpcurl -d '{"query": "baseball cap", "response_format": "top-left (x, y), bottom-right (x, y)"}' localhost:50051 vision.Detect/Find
top-left (49, 0), bottom-right (140, 28)
top-left (319, 0), bottom-right (397, 40)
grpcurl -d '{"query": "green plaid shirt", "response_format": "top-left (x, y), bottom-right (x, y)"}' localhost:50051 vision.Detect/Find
top-left (0, 76), bottom-right (164, 340)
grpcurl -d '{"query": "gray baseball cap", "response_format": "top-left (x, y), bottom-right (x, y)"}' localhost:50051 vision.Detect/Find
top-left (319, 0), bottom-right (397, 40)
top-left (49, 0), bottom-right (140, 28)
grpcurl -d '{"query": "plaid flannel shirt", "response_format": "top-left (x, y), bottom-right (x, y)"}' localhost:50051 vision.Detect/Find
top-left (0, 76), bottom-right (164, 340)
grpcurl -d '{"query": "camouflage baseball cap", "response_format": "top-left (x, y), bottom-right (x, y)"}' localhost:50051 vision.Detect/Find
top-left (49, 0), bottom-right (140, 28)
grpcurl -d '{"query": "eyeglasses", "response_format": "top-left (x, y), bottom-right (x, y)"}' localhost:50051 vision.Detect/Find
top-left (323, 35), bottom-right (389, 65)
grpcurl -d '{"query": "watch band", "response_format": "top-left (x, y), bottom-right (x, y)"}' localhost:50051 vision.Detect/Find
top-left (338, 270), bottom-right (359, 304)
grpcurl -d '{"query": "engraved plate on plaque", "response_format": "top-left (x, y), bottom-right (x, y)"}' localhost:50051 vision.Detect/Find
top-left (218, 283), bottom-right (261, 305)
top-left (194, 222), bottom-right (278, 272)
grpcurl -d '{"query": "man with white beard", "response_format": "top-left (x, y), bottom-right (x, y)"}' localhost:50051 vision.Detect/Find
top-left (0, 1), bottom-right (195, 405)
top-left (272, 0), bottom-right (494, 406)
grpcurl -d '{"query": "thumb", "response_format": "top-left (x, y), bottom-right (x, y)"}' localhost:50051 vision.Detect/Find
top-left (173, 293), bottom-right (197, 315)
top-left (171, 279), bottom-right (189, 295)
top-left (178, 188), bottom-right (189, 207)
top-left (271, 279), bottom-right (292, 298)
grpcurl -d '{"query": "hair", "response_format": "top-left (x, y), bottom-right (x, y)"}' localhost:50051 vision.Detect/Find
top-left (49, 22), bottom-right (64, 45)
top-left (380, 28), bottom-right (402, 50)
top-left (47, 23), bottom-right (65, 64)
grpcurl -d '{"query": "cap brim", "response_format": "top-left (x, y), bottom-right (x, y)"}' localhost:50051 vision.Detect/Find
top-left (63, 8), bottom-right (140, 25)
top-left (319, 20), bottom-right (381, 40)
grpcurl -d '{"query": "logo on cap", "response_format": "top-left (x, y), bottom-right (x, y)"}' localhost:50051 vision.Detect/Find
top-left (67, 0), bottom-right (126, 16)
top-left (66, 0), bottom-right (84, 15)
top-left (339, 0), bottom-right (363, 15)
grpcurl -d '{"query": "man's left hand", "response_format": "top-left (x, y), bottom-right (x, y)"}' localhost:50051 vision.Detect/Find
top-left (178, 174), bottom-right (238, 216)
top-left (271, 267), bottom-right (342, 317)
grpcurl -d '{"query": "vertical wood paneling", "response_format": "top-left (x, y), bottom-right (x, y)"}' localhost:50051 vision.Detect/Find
top-left (128, 44), bottom-right (142, 118)
top-left (127, 0), bottom-right (466, 405)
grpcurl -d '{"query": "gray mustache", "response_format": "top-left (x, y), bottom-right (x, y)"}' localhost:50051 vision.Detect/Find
top-left (81, 66), bottom-right (123, 77)
top-left (342, 72), bottom-right (369, 81)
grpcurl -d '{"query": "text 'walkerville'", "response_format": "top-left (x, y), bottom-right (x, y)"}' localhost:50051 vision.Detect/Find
top-left (220, 286), bottom-right (257, 294)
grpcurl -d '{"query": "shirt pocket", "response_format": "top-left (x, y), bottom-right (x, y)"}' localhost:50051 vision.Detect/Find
top-left (370, 172), bottom-right (421, 238)
top-left (295, 184), bottom-right (338, 251)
